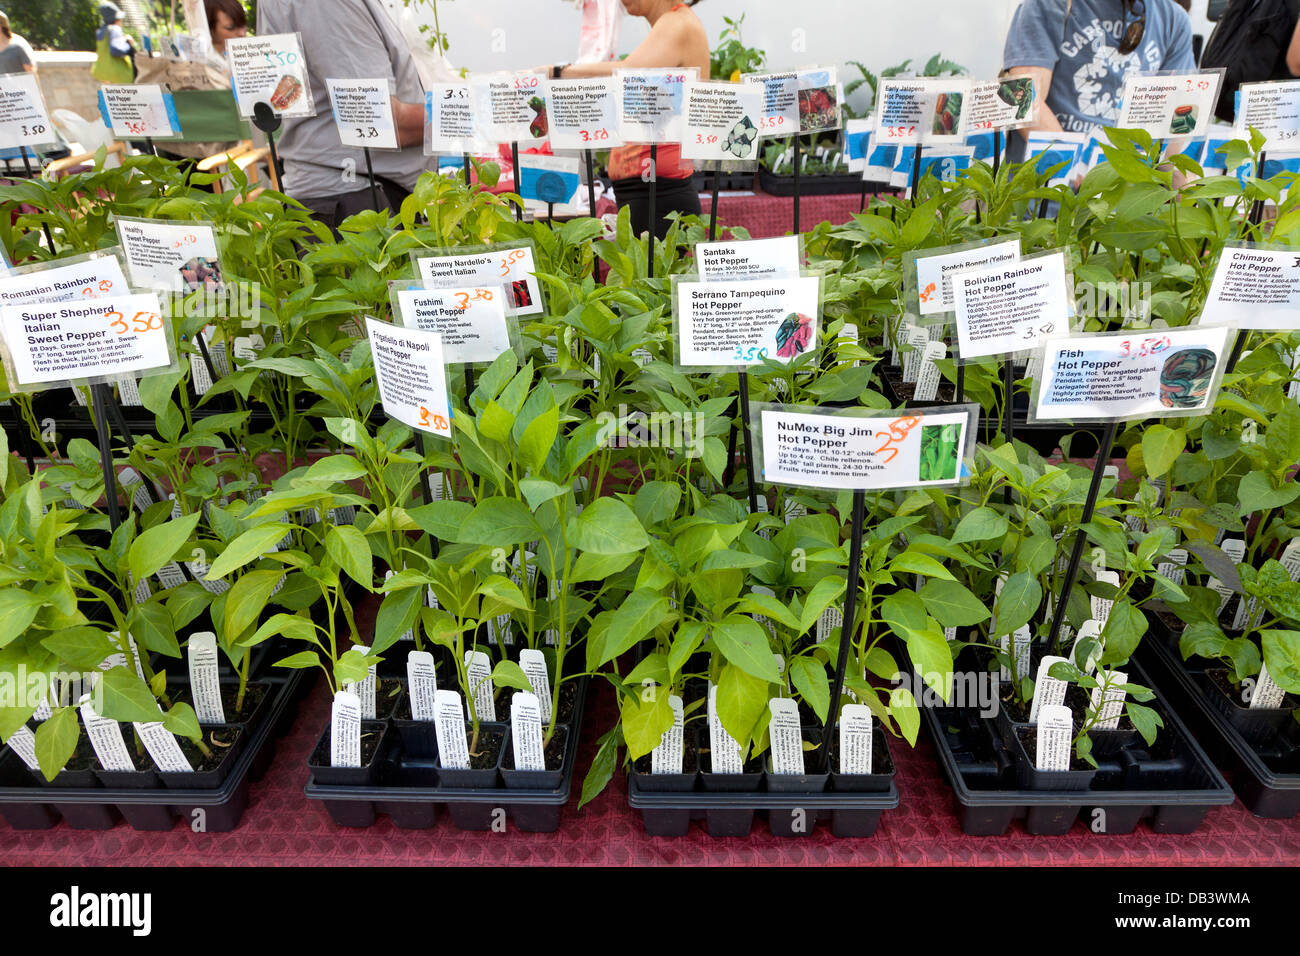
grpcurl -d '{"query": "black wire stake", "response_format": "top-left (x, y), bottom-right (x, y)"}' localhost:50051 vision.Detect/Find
top-left (510, 141), bottom-right (523, 221)
top-left (708, 159), bottom-right (721, 242)
top-left (19, 150), bottom-right (56, 252)
top-left (585, 149), bottom-right (597, 217)
top-left (992, 129), bottom-right (1002, 181)
top-left (90, 383), bottom-right (124, 532)
top-left (909, 144), bottom-right (922, 208)
top-left (1045, 419), bottom-right (1119, 652)
top-left (462, 152), bottom-right (472, 188)
top-left (737, 371), bottom-right (759, 514)
top-left (793, 134), bottom-right (802, 235)
top-left (145, 136), bottom-right (157, 157)
top-left (251, 102), bottom-right (284, 187)
top-left (647, 143), bottom-right (659, 278)
top-left (1224, 330), bottom-right (1248, 375)
top-left (818, 487), bottom-right (866, 774)
top-left (362, 146), bottom-right (382, 213)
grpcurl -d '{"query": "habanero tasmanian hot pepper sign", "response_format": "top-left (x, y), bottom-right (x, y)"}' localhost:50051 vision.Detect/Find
top-left (756, 405), bottom-right (978, 491)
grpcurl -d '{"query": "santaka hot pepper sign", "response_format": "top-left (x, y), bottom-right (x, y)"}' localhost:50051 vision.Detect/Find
top-left (757, 405), bottom-right (976, 491)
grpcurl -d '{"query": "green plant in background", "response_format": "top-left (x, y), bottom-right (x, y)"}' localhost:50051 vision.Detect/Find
top-left (842, 54), bottom-right (968, 120)
top-left (710, 14), bottom-right (765, 81)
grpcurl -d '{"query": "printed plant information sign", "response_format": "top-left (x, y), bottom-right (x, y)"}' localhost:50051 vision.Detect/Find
top-left (912, 239), bottom-right (1020, 316)
top-left (695, 236), bottom-right (801, 281)
top-left (326, 79), bottom-right (399, 150)
top-left (0, 292), bottom-right (172, 388)
top-left (876, 77), bottom-right (970, 145)
top-left (0, 256), bottom-right (129, 308)
top-left (1034, 326), bottom-right (1231, 421)
top-left (1236, 80), bottom-right (1300, 148)
top-left (227, 33), bottom-right (314, 119)
top-left (413, 245), bottom-right (543, 317)
top-left (617, 68), bottom-right (696, 143)
top-left (98, 84), bottom-right (180, 139)
top-left (759, 407), bottom-right (974, 490)
top-left (676, 277), bottom-right (821, 367)
top-left (953, 252), bottom-right (1069, 359)
top-left (393, 286), bottom-right (512, 365)
top-left (1198, 244), bottom-right (1300, 329)
top-left (965, 77), bottom-right (1036, 132)
top-left (543, 77), bottom-right (622, 151)
top-left (743, 71), bottom-right (799, 136)
top-left (366, 318), bottom-right (452, 438)
top-left (681, 80), bottom-right (762, 161)
top-left (426, 82), bottom-right (477, 154)
top-left (1117, 72), bottom-right (1220, 140)
top-left (115, 218), bottom-right (222, 294)
top-left (0, 72), bottom-right (55, 148)
top-left (470, 71), bottom-right (549, 144)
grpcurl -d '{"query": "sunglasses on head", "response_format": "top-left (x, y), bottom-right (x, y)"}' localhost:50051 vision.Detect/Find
top-left (1061, 0), bottom-right (1146, 55)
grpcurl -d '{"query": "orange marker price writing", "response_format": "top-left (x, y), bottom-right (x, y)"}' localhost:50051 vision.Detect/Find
top-left (873, 415), bottom-right (923, 464)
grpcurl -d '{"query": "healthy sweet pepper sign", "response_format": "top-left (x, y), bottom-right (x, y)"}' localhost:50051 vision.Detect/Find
top-left (759, 406), bottom-right (975, 490)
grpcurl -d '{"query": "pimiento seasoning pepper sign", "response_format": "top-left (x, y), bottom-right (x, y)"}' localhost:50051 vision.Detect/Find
top-left (543, 77), bottom-right (623, 151)
top-left (0, 292), bottom-right (172, 389)
top-left (1033, 326), bottom-right (1231, 422)
top-left (365, 318), bottom-right (452, 439)
top-left (758, 406), bottom-right (976, 491)
top-left (1198, 244), bottom-right (1300, 329)
top-left (675, 277), bottom-right (821, 368)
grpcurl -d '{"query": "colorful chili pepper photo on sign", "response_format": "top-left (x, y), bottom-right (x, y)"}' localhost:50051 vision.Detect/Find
top-left (919, 423), bottom-right (960, 481)
top-left (932, 92), bottom-right (964, 136)
top-left (1159, 348), bottom-right (1217, 409)
top-left (775, 312), bottom-right (813, 358)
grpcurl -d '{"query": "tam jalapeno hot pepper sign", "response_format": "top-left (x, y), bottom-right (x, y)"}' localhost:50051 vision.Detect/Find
top-left (1117, 71), bottom-right (1223, 140)
top-left (0, 292), bottom-right (174, 391)
top-left (1031, 326), bottom-right (1232, 423)
top-left (755, 404), bottom-right (977, 491)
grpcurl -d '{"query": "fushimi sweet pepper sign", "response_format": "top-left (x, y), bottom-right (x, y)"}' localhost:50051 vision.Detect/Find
top-left (759, 406), bottom-right (975, 490)
top-left (0, 292), bottom-right (171, 389)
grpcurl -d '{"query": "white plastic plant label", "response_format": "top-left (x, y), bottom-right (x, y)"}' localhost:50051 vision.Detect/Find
top-left (407, 650), bottom-right (438, 721)
top-left (0, 293), bottom-right (174, 391)
top-left (469, 71), bottom-right (548, 145)
top-left (510, 691), bottom-right (546, 772)
top-left (187, 632), bottom-right (225, 725)
top-left (1251, 663), bottom-right (1287, 710)
top-left (80, 702), bottom-right (134, 772)
top-left (434, 689), bottom-right (470, 769)
top-left (650, 692), bottom-right (684, 775)
top-left (953, 252), bottom-right (1070, 361)
top-left (877, 77), bottom-right (970, 145)
top-left (1035, 703), bottom-right (1073, 772)
top-left (757, 405), bottom-right (975, 491)
top-left (681, 80), bottom-right (762, 162)
top-left (617, 67), bottom-right (696, 143)
top-left (1235, 79), bottom-right (1300, 148)
top-left (914, 342), bottom-right (947, 401)
top-left (543, 77), bottom-right (622, 151)
top-left (816, 605), bottom-right (842, 644)
top-left (115, 218), bottom-right (222, 295)
top-left (767, 697), bottom-right (805, 776)
top-left (226, 33), bottom-right (314, 119)
top-left (1032, 326), bottom-right (1230, 422)
top-left (0, 253), bottom-right (128, 308)
top-left (392, 286), bottom-right (512, 366)
top-left (465, 650), bottom-right (496, 722)
top-left (1209, 539), bottom-right (1246, 612)
top-left (425, 82), bottom-right (477, 154)
top-left (6, 725), bottom-right (40, 771)
top-left (1280, 539), bottom-right (1300, 581)
top-left (695, 236), bottom-right (802, 282)
top-left (706, 683), bottom-right (743, 774)
top-left (965, 77), bottom-right (1036, 132)
top-left (98, 84), bottom-right (180, 139)
top-left (1090, 670), bottom-right (1128, 730)
top-left (1157, 548), bottom-right (1188, 585)
top-left (330, 690), bottom-right (362, 768)
top-left (838, 703), bottom-right (874, 774)
top-left (326, 78), bottom-right (399, 150)
top-left (1029, 655), bottom-right (1070, 723)
top-left (519, 649), bottom-right (552, 725)
top-left (675, 276), bottom-right (820, 368)
top-left (1198, 245), bottom-right (1300, 330)
top-left (413, 245), bottom-right (543, 317)
top-left (911, 239), bottom-right (1020, 317)
top-left (1117, 72), bottom-right (1221, 139)
top-left (902, 325), bottom-right (928, 384)
top-left (343, 646), bottom-right (377, 720)
top-left (365, 318), bottom-right (453, 439)
top-left (1092, 569), bottom-right (1119, 623)
top-left (135, 719), bottom-right (193, 773)
top-left (1011, 625), bottom-right (1033, 683)
top-left (0, 72), bottom-right (55, 148)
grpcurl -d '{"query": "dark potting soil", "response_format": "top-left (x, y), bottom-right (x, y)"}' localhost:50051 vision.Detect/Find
top-left (634, 728), bottom-right (699, 775)
top-left (883, 369), bottom-right (956, 404)
top-left (505, 730), bottom-right (567, 772)
top-left (1016, 725), bottom-right (1094, 772)
top-left (61, 734), bottom-right (100, 773)
top-left (1208, 667), bottom-right (1250, 709)
top-left (309, 727), bottom-right (386, 768)
top-left (176, 726), bottom-right (243, 773)
top-left (376, 678), bottom-right (403, 716)
top-left (467, 727), bottom-right (503, 770)
top-left (175, 683), bottom-right (268, 724)
top-left (554, 681), bottom-right (579, 724)
top-left (828, 732), bottom-right (895, 776)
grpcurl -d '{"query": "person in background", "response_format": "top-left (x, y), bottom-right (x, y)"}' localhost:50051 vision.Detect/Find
top-left (549, 0), bottom-right (710, 239)
top-left (1002, 0), bottom-right (1194, 157)
top-left (0, 11), bottom-right (33, 74)
top-left (206, 0), bottom-right (248, 63)
top-left (92, 3), bottom-right (136, 84)
top-left (257, 0), bottom-right (431, 232)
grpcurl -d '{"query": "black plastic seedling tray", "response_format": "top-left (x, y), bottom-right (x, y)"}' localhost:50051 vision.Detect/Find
top-left (303, 677), bottom-right (587, 834)
top-left (626, 727), bottom-right (899, 838)
top-left (0, 670), bottom-right (308, 832)
top-left (1138, 630), bottom-right (1300, 819)
top-left (920, 658), bottom-right (1234, 836)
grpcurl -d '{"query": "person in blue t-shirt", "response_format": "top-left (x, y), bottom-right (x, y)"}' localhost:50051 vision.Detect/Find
top-left (1002, 0), bottom-right (1194, 159)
